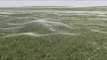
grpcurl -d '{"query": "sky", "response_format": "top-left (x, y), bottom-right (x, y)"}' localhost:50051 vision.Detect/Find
top-left (0, 0), bottom-right (107, 1)
top-left (0, 1), bottom-right (107, 7)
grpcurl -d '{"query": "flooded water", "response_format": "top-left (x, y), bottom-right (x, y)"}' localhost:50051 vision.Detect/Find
top-left (0, 10), bottom-right (107, 38)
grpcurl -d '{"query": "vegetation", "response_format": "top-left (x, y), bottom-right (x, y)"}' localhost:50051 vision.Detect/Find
top-left (0, 6), bottom-right (107, 60)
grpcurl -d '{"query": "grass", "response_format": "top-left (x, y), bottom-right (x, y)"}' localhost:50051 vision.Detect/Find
top-left (0, 6), bottom-right (107, 60)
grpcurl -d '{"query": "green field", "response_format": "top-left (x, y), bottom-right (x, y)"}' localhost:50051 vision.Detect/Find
top-left (0, 7), bottom-right (107, 60)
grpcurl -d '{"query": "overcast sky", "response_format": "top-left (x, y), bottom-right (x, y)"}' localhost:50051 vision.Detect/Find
top-left (0, 1), bottom-right (107, 7)
top-left (0, 0), bottom-right (107, 1)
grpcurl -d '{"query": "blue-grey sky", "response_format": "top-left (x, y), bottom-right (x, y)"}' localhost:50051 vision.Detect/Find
top-left (0, 0), bottom-right (107, 1)
top-left (0, 1), bottom-right (107, 7)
